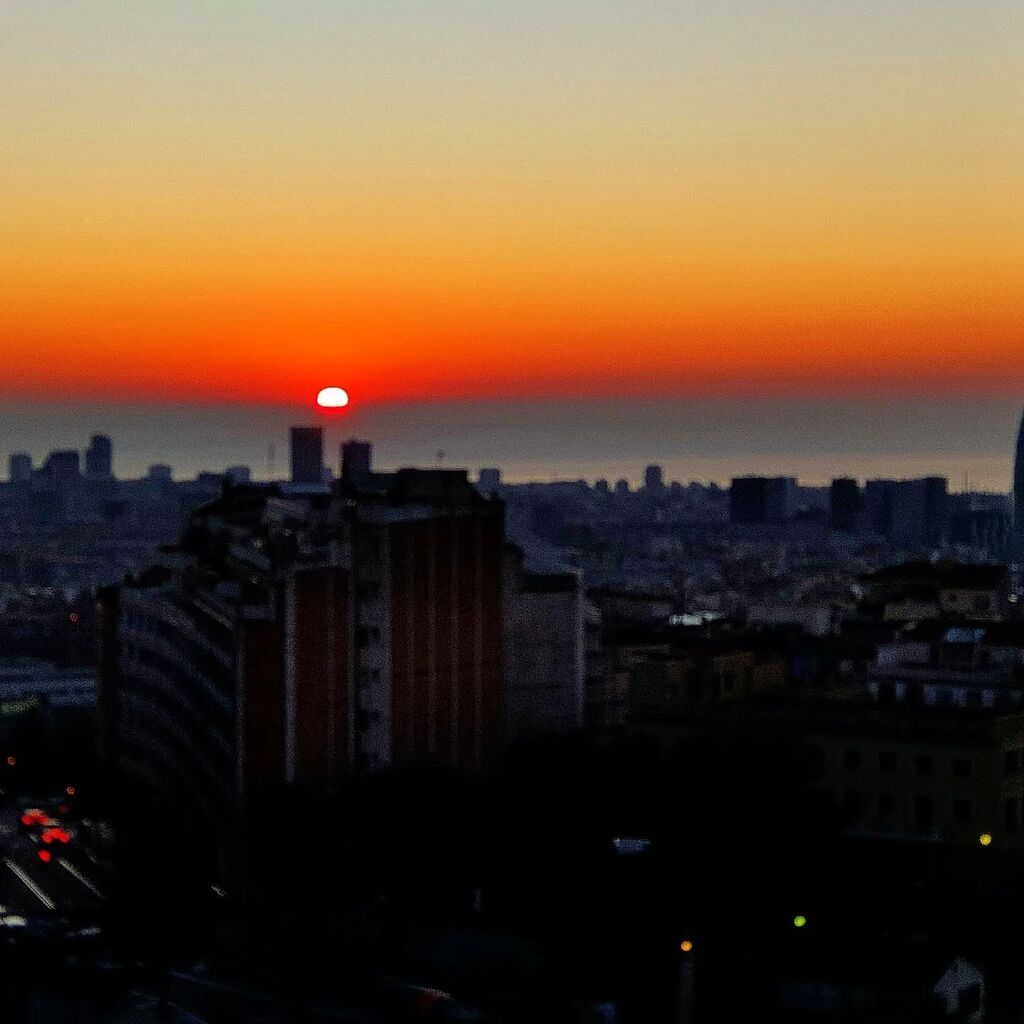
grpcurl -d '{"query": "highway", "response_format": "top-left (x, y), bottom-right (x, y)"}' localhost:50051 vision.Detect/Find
top-left (0, 801), bottom-right (483, 1022)
top-left (0, 803), bottom-right (106, 923)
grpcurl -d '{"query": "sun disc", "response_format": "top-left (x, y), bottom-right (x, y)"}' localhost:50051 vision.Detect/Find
top-left (316, 386), bottom-right (350, 409)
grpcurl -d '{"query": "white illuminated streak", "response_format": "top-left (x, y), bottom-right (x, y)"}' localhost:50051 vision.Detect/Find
top-left (4, 858), bottom-right (55, 910)
top-left (59, 858), bottom-right (104, 898)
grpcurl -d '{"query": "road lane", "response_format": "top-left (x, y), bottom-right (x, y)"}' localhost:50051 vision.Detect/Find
top-left (4, 856), bottom-right (56, 911)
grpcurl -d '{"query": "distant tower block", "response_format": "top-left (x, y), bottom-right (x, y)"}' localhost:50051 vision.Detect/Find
top-left (8, 452), bottom-right (32, 483)
top-left (478, 468), bottom-right (501, 494)
top-left (341, 438), bottom-right (373, 481)
top-left (85, 434), bottom-right (113, 478)
top-left (644, 464), bottom-right (664, 492)
top-left (290, 426), bottom-right (324, 485)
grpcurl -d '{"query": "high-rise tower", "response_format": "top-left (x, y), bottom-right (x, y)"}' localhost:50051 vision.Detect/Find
top-left (85, 434), bottom-right (113, 478)
top-left (1014, 407), bottom-right (1024, 557)
top-left (290, 426), bottom-right (324, 485)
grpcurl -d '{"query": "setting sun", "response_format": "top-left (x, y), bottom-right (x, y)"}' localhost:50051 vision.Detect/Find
top-left (316, 387), bottom-right (350, 410)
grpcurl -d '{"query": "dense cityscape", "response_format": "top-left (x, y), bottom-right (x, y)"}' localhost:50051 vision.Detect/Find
top-left (0, 409), bottom-right (1020, 1020)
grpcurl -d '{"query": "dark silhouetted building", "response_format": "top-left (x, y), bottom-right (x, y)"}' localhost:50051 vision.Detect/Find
top-left (503, 548), bottom-right (584, 741)
top-left (341, 438), bottom-right (373, 481)
top-left (644, 465), bottom-right (664, 493)
top-left (949, 493), bottom-right (1013, 559)
top-left (85, 434), bottom-right (113, 479)
top-left (864, 477), bottom-right (948, 548)
top-left (478, 467), bottom-right (501, 494)
top-left (830, 478), bottom-right (861, 532)
top-left (39, 450), bottom-right (80, 486)
top-left (225, 465), bottom-right (251, 485)
top-left (147, 464), bottom-right (173, 482)
top-left (1015, 407), bottom-right (1024, 556)
top-left (863, 478), bottom-right (896, 537)
top-left (8, 452), bottom-right (32, 484)
top-left (868, 479), bottom-right (946, 552)
top-left (289, 426), bottom-right (324, 485)
top-left (729, 476), bottom-right (796, 524)
top-left (99, 469), bottom-right (572, 877)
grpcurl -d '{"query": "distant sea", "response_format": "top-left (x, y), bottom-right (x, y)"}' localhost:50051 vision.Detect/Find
top-left (1, 398), bottom-right (1020, 493)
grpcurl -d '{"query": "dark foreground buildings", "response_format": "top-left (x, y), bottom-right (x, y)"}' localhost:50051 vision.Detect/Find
top-left (98, 467), bottom-right (583, 880)
top-left (1015, 406), bottom-right (1024, 557)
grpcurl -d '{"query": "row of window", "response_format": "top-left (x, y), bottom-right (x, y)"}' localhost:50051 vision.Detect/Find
top-left (843, 748), bottom-right (980, 777)
top-left (842, 790), bottom-right (1023, 833)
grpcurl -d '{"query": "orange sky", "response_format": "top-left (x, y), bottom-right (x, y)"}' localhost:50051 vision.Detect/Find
top-left (2, 2), bottom-right (1022, 405)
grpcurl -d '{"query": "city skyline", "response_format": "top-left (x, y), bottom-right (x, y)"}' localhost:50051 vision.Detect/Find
top-left (3, 397), bottom-right (1024, 491)
top-left (3, 1), bottom-right (1022, 406)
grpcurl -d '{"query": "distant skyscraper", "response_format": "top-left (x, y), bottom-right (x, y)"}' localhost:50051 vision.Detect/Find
top-left (644, 465), bottom-right (664, 492)
top-left (8, 452), bottom-right (32, 483)
top-left (225, 466), bottom-right (251, 485)
top-left (290, 427), bottom-right (324, 485)
top-left (865, 477), bottom-right (949, 548)
top-left (863, 479), bottom-right (896, 537)
top-left (594, 479), bottom-right (610, 495)
top-left (1015, 408), bottom-right (1024, 555)
top-left (614, 479), bottom-right (630, 495)
top-left (729, 476), bottom-right (796, 524)
top-left (478, 467), bottom-right (501, 494)
top-left (85, 434), bottom-right (113, 478)
top-left (830, 478), bottom-right (861, 532)
top-left (147, 464), bottom-right (173, 482)
top-left (341, 438), bottom-right (373, 481)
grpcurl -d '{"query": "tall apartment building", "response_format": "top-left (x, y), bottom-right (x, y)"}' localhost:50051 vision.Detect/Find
top-left (1015, 406), bottom-right (1024, 557)
top-left (729, 476), bottom-right (796, 524)
top-left (864, 477), bottom-right (949, 548)
top-left (85, 434), bottom-right (113, 479)
top-left (99, 466), bottom-right (582, 874)
top-left (289, 426), bottom-right (324, 485)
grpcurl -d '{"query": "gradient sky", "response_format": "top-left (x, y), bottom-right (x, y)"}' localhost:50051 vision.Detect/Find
top-left (2, 1), bottom-right (1022, 405)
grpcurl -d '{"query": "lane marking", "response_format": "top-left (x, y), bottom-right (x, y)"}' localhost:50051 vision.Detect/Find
top-left (4, 857), bottom-right (56, 910)
top-left (58, 858), bottom-right (104, 898)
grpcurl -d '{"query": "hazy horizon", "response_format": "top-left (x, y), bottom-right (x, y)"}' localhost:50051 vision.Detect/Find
top-left (2, 397), bottom-right (1020, 492)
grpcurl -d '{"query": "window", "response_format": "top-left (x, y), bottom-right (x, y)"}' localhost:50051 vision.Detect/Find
top-left (879, 751), bottom-right (897, 773)
top-left (1006, 751), bottom-right (1021, 776)
top-left (878, 794), bottom-right (896, 824)
top-left (843, 749), bottom-right (861, 771)
top-left (1007, 798), bottom-right (1019, 833)
top-left (914, 795), bottom-right (934, 832)
top-left (953, 799), bottom-right (973, 824)
top-left (953, 759), bottom-right (973, 779)
top-left (915, 754), bottom-right (933, 776)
